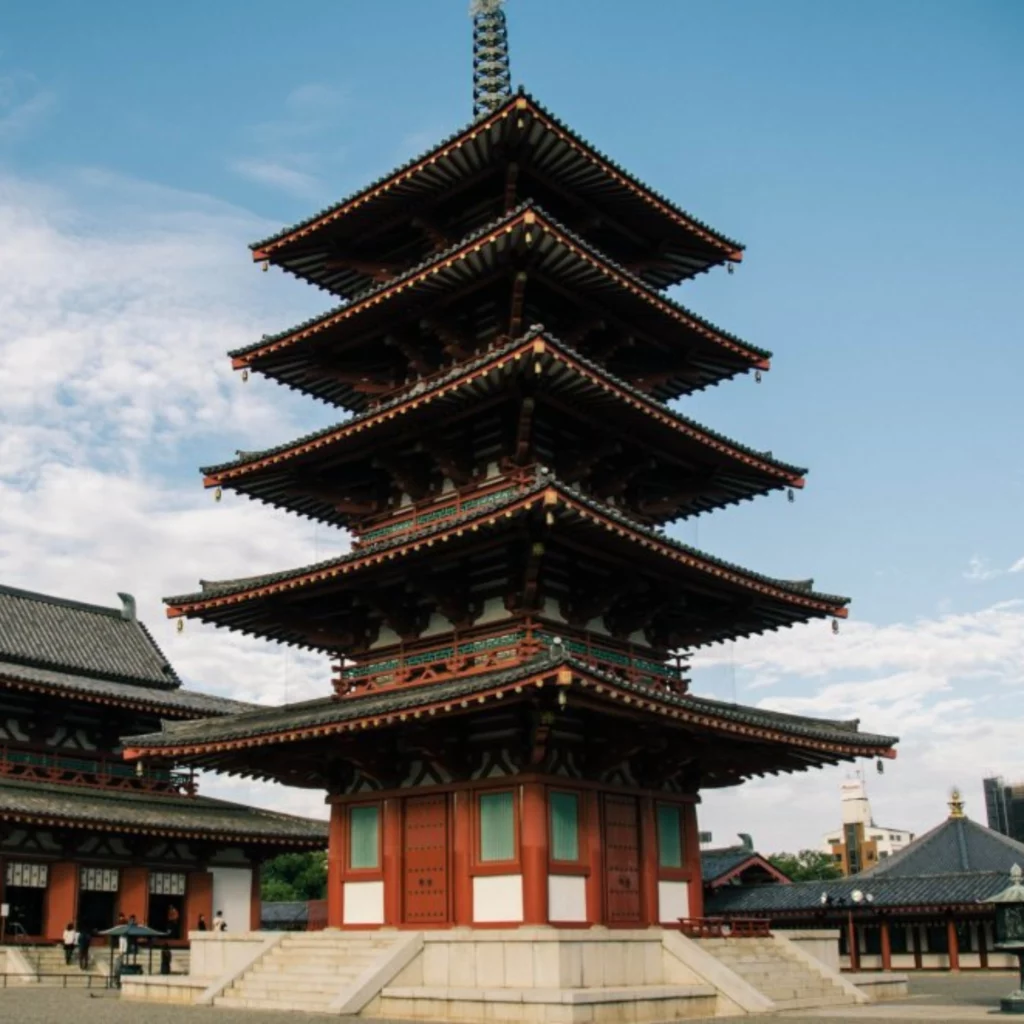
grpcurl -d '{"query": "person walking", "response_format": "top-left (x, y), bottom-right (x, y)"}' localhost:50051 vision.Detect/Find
top-left (196, 913), bottom-right (208, 932)
top-left (213, 910), bottom-right (227, 934)
top-left (61, 922), bottom-right (77, 965)
top-left (76, 927), bottom-right (90, 971)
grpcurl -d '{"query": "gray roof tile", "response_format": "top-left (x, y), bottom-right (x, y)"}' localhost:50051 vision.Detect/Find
top-left (0, 584), bottom-right (179, 689)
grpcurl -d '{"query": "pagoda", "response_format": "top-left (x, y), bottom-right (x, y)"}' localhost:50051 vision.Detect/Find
top-left (126, 1), bottom-right (896, 934)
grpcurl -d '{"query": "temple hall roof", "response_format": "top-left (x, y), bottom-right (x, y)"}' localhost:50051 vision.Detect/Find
top-left (0, 776), bottom-right (327, 847)
top-left (0, 584), bottom-right (180, 689)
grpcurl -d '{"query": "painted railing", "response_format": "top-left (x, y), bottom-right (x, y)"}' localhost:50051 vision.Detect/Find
top-left (0, 745), bottom-right (192, 794)
top-left (335, 619), bottom-right (688, 695)
top-left (678, 917), bottom-right (772, 938)
top-left (354, 468), bottom-right (537, 549)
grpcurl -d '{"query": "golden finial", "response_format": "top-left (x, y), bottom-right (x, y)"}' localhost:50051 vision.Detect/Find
top-left (949, 787), bottom-right (965, 819)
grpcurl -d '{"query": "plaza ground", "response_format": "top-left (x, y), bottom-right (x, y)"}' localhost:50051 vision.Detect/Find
top-left (0, 973), bottom-right (1018, 1024)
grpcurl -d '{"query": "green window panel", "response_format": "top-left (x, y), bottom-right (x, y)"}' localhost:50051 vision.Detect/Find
top-left (350, 805), bottom-right (381, 869)
top-left (549, 791), bottom-right (580, 862)
top-left (479, 791), bottom-right (515, 862)
top-left (657, 804), bottom-right (684, 868)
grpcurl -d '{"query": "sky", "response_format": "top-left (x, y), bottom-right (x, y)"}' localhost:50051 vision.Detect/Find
top-left (1, 0), bottom-right (1022, 853)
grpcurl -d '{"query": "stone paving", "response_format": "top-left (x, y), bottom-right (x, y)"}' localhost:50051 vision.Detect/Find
top-left (0, 972), bottom-right (1018, 1024)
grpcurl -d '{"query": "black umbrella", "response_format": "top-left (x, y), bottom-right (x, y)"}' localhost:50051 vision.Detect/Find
top-left (99, 923), bottom-right (168, 984)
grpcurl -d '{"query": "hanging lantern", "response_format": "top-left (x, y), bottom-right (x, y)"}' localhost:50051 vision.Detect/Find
top-left (787, 488), bottom-right (795, 503)
top-left (831, 618), bottom-right (840, 635)
top-left (262, 260), bottom-right (269, 273)
top-left (214, 487), bottom-right (222, 502)
top-left (176, 618), bottom-right (185, 633)
top-left (727, 263), bottom-right (735, 276)
top-left (241, 369), bottom-right (249, 383)
top-left (755, 370), bottom-right (762, 384)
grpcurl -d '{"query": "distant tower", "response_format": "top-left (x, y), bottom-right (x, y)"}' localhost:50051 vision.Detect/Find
top-left (471, 0), bottom-right (512, 117)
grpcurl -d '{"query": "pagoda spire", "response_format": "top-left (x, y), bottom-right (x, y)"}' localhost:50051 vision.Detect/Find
top-left (471, 0), bottom-right (512, 118)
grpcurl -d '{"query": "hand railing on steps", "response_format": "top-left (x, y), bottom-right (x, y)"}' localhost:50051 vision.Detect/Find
top-left (678, 916), bottom-right (772, 938)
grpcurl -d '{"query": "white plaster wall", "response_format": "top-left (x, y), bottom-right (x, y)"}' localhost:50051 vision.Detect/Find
top-left (657, 880), bottom-right (689, 924)
top-left (210, 867), bottom-right (251, 933)
top-left (343, 880), bottom-right (384, 925)
top-left (188, 933), bottom-right (265, 978)
top-left (548, 875), bottom-right (586, 922)
top-left (473, 874), bottom-right (523, 923)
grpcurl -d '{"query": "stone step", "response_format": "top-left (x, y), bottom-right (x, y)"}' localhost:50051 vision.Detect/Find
top-left (774, 994), bottom-right (857, 1010)
top-left (215, 995), bottom-right (333, 1012)
top-left (234, 976), bottom-right (356, 994)
top-left (227, 985), bottom-right (338, 1003)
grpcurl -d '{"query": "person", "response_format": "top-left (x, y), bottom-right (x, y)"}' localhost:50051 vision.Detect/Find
top-left (213, 910), bottom-right (227, 934)
top-left (76, 927), bottom-right (90, 971)
top-left (196, 913), bottom-right (208, 932)
top-left (62, 922), bottom-right (77, 965)
top-left (167, 903), bottom-right (180, 939)
top-left (127, 914), bottom-right (139, 956)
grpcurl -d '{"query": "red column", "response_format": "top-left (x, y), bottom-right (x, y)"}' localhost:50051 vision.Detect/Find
top-left (947, 918), bottom-right (960, 971)
top-left (249, 863), bottom-right (261, 932)
top-left (327, 803), bottom-right (346, 929)
top-left (186, 871), bottom-right (213, 935)
top-left (45, 862), bottom-right (78, 941)
top-left (118, 866), bottom-right (149, 924)
top-left (979, 919), bottom-right (989, 969)
top-left (453, 791), bottom-right (473, 925)
top-left (382, 798), bottom-right (402, 926)
top-left (683, 803), bottom-right (704, 920)
top-left (911, 923), bottom-right (922, 969)
top-left (584, 790), bottom-right (603, 925)
top-left (846, 913), bottom-right (860, 971)
top-left (521, 783), bottom-right (548, 924)
top-left (639, 797), bottom-right (659, 926)
top-left (880, 919), bottom-right (892, 972)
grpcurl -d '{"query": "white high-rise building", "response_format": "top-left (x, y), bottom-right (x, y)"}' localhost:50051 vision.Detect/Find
top-left (821, 775), bottom-right (914, 874)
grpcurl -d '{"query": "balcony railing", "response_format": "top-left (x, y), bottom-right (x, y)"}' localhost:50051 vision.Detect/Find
top-left (334, 619), bottom-right (688, 695)
top-left (354, 468), bottom-right (537, 550)
top-left (0, 746), bottom-right (193, 795)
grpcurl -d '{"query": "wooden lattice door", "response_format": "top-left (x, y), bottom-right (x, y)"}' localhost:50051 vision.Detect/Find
top-left (603, 794), bottom-right (642, 924)
top-left (402, 793), bottom-right (450, 925)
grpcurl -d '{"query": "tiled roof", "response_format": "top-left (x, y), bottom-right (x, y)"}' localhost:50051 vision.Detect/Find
top-left (123, 652), bottom-right (896, 757)
top-left (261, 901), bottom-right (309, 927)
top-left (206, 327), bottom-right (801, 486)
top-left (706, 871), bottom-right (1011, 914)
top-left (0, 776), bottom-right (327, 845)
top-left (859, 815), bottom-right (1024, 878)
top-left (702, 847), bottom-right (761, 883)
top-left (0, 584), bottom-right (179, 689)
top-left (0, 658), bottom-right (253, 718)
top-left (166, 474), bottom-right (846, 613)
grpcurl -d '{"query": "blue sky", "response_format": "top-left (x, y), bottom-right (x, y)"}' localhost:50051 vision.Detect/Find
top-left (1, 1), bottom-right (1022, 850)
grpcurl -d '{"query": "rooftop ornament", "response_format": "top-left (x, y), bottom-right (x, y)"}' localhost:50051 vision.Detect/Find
top-left (984, 863), bottom-right (1024, 1014)
top-left (471, 0), bottom-right (512, 118)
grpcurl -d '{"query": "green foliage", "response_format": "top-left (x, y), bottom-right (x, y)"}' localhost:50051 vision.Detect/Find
top-left (260, 851), bottom-right (328, 902)
top-left (768, 849), bottom-right (843, 882)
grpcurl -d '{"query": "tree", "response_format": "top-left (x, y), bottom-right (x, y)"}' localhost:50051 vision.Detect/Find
top-left (767, 849), bottom-right (842, 882)
top-left (260, 851), bottom-right (328, 902)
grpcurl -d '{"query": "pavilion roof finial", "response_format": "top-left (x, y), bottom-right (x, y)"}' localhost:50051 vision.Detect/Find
top-left (949, 787), bottom-right (966, 819)
top-left (471, 0), bottom-right (512, 118)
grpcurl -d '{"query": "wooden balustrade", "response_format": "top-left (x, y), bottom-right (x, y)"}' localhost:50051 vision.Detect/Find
top-left (678, 916), bottom-right (771, 938)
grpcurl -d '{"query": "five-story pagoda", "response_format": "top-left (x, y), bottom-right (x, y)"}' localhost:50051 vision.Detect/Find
top-left (126, 2), bottom-right (896, 931)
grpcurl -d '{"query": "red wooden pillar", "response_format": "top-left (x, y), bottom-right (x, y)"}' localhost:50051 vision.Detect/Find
top-left (119, 866), bottom-right (149, 924)
top-left (45, 862), bottom-right (78, 941)
top-left (584, 790), bottom-right (603, 925)
top-left (186, 871), bottom-right (213, 935)
top-left (249, 863), bottom-right (262, 933)
top-left (452, 791), bottom-right (473, 925)
top-left (880, 918), bottom-right (892, 972)
top-left (327, 802), bottom-right (346, 929)
top-left (911, 922), bottom-right (923, 969)
top-left (639, 797), bottom-right (659, 926)
top-left (846, 913), bottom-right (860, 971)
top-left (947, 918), bottom-right (960, 971)
top-left (521, 783), bottom-right (548, 924)
top-left (683, 803), bottom-right (704, 920)
top-left (978, 919), bottom-right (989, 969)
top-left (382, 798), bottom-right (402, 926)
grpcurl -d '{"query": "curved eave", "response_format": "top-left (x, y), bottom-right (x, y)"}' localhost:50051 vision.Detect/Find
top-left (164, 483), bottom-right (848, 648)
top-left (250, 92), bottom-right (743, 294)
top-left (204, 331), bottom-right (804, 528)
top-left (122, 661), bottom-right (894, 778)
top-left (233, 204), bottom-right (769, 407)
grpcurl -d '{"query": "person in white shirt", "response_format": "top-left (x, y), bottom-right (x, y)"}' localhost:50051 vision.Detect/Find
top-left (61, 923), bottom-right (77, 965)
top-left (213, 910), bottom-right (227, 934)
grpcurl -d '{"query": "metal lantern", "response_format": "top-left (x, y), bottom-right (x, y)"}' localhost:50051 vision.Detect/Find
top-left (985, 864), bottom-right (1024, 1014)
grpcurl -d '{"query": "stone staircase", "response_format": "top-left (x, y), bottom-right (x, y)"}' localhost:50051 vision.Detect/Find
top-left (10, 943), bottom-right (108, 984)
top-left (696, 936), bottom-right (858, 1011)
top-left (215, 932), bottom-right (404, 1013)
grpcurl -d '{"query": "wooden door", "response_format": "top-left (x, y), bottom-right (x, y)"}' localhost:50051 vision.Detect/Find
top-left (403, 794), bottom-right (449, 925)
top-left (603, 795), bottom-right (642, 924)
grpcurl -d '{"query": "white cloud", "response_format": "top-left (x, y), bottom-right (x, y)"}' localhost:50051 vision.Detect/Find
top-left (0, 72), bottom-right (55, 139)
top-left (230, 158), bottom-right (323, 200)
